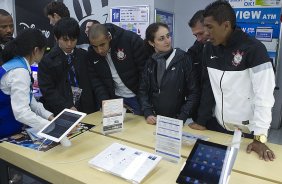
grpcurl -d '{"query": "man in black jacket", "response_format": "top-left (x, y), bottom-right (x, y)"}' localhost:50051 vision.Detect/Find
top-left (187, 10), bottom-right (210, 128)
top-left (87, 23), bottom-right (147, 115)
top-left (38, 17), bottom-right (98, 115)
top-left (187, 10), bottom-right (209, 77)
top-left (0, 9), bottom-right (14, 65)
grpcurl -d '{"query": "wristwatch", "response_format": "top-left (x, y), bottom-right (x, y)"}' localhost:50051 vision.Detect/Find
top-left (254, 134), bottom-right (267, 143)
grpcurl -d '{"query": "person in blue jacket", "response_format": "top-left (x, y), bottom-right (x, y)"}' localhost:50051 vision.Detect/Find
top-left (0, 28), bottom-right (54, 138)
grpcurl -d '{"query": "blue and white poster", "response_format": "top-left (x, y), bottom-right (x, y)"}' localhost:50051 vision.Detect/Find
top-left (110, 6), bottom-right (149, 39)
top-left (235, 7), bottom-right (280, 23)
top-left (234, 6), bottom-right (281, 65)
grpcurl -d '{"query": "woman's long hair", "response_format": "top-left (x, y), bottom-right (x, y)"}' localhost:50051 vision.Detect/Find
top-left (144, 22), bottom-right (169, 56)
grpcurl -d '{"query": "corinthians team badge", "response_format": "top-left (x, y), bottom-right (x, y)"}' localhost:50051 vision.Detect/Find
top-left (116, 48), bottom-right (126, 61)
top-left (232, 50), bottom-right (244, 66)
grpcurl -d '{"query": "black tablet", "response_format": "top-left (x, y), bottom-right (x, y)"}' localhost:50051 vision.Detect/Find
top-left (176, 139), bottom-right (228, 184)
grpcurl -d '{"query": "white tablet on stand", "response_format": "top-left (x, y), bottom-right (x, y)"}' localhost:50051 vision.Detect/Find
top-left (37, 109), bottom-right (86, 146)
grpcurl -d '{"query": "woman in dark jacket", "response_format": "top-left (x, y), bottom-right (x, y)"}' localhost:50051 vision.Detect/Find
top-left (138, 22), bottom-right (200, 124)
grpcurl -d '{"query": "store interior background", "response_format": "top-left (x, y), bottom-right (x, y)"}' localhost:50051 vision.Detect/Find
top-left (1, 0), bottom-right (282, 144)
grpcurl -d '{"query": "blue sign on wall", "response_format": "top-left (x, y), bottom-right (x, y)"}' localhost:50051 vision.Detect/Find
top-left (237, 23), bottom-right (280, 38)
top-left (111, 9), bottom-right (120, 22)
top-left (256, 30), bottom-right (272, 41)
top-left (234, 7), bottom-right (281, 23)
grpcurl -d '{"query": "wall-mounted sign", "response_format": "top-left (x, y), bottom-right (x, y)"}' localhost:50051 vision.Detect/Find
top-left (110, 5), bottom-right (150, 39)
top-left (229, 0), bottom-right (281, 7)
top-left (234, 7), bottom-right (281, 23)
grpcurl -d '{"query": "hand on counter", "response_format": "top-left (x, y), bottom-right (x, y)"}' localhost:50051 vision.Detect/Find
top-left (247, 140), bottom-right (275, 161)
top-left (146, 115), bottom-right (156, 125)
top-left (188, 122), bottom-right (207, 130)
top-left (70, 106), bottom-right (78, 111)
top-left (69, 124), bottom-right (81, 135)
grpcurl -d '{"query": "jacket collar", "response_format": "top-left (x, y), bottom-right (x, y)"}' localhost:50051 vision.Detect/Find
top-left (105, 23), bottom-right (124, 50)
top-left (50, 44), bottom-right (77, 58)
top-left (151, 48), bottom-right (185, 67)
top-left (224, 28), bottom-right (245, 48)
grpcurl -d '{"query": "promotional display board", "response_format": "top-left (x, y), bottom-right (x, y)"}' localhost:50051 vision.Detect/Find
top-left (155, 115), bottom-right (182, 163)
top-left (230, 0), bottom-right (282, 129)
top-left (15, 0), bottom-right (54, 48)
top-left (102, 99), bottom-right (124, 134)
top-left (229, 0), bottom-right (281, 7)
top-left (15, 0), bottom-right (109, 48)
top-left (89, 143), bottom-right (162, 184)
top-left (233, 6), bottom-right (281, 67)
top-left (110, 5), bottom-right (150, 39)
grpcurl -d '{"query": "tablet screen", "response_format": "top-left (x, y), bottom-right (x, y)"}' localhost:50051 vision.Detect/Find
top-left (176, 140), bottom-right (227, 184)
top-left (41, 111), bottom-right (82, 139)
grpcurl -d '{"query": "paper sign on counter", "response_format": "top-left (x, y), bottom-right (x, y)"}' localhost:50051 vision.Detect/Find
top-left (155, 115), bottom-right (182, 163)
top-left (102, 99), bottom-right (123, 134)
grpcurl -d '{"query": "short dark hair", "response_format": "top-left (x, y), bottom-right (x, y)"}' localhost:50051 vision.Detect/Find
top-left (44, 1), bottom-right (70, 18)
top-left (0, 9), bottom-right (11, 16)
top-left (87, 19), bottom-right (100, 25)
top-left (145, 22), bottom-right (169, 55)
top-left (53, 17), bottom-right (80, 39)
top-left (188, 10), bottom-right (204, 28)
top-left (204, 0), bottom-right (236, 29)
top-left (88, 24), bottom-right (109, 40)
top-left (2, 29), bottom-right (47, 63)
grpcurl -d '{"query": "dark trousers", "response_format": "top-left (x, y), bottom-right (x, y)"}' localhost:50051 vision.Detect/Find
top-left (206, 117), bottom-right (254, 139)
top-left (115, 96), bottom-right (143, 115)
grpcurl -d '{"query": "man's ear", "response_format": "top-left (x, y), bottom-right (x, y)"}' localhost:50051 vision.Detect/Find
top-left (31, 47), bottom-right (39, 58)
top-left (224, 21), bottom-right (232, 30)
top-left (107, 32), bottom-right (112, 41)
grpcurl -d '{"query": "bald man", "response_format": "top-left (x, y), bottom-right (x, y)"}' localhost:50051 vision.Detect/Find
top-left (87, 23), bottom-right (147, 115)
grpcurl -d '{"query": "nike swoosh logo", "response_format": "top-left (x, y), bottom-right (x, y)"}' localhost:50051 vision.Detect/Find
top-left (93, 60), bottom-right (99, 64)
top-left (210, 56), bottom-right (218, 59)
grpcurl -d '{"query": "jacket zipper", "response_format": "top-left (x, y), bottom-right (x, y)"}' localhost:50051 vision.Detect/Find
top-left (220, 71), bottom-right (227, 129)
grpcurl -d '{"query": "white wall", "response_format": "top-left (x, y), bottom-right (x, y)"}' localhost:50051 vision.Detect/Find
top-left (154, 0), bottom-right (174, 14)
top-left (0, 0), bottom-right (14, 15)
top-left (174, 0), bottom-right (213, 51)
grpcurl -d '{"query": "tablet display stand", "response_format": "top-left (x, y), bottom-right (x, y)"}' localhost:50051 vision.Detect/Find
top-left (176, 128), bottom-right (243, 184)
top-left (60, 136), bottom-right (72, 147)
top-left (219, 129), bottom-right (241, 184)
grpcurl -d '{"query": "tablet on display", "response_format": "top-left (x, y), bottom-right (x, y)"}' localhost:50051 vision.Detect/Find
top-left (37, 109), bottom-right (86, 142)
top-left (176, 139), bottom-right (228, 184)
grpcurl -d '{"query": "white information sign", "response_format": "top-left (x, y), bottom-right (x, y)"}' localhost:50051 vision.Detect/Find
top-left (155, 115), bottom-right (182, 163)
top-left (102, 98), bottom-right (123, 134)
top-left (88, 143), bottom-right (162, 183)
